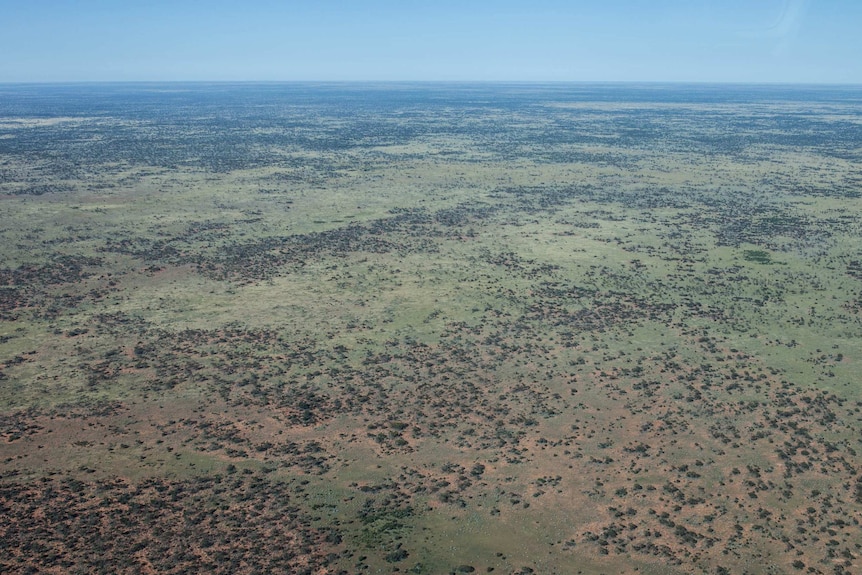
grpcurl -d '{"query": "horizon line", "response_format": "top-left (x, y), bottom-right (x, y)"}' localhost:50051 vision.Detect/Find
top-left (2, 79), bottom-right (862, 87)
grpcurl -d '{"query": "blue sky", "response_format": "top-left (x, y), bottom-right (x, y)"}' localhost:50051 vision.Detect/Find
top-left (1, 0), bottom-right (859, 83)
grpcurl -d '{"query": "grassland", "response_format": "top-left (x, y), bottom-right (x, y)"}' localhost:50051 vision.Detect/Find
top-left (1, 83), bottom-right (862, 574)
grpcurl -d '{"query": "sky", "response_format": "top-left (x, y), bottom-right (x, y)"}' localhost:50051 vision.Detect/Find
top-left (0, 0), bottom-right (859, 83)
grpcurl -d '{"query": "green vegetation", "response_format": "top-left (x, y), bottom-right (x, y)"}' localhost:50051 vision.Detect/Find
top-left (743, 250), bottom-right (773, 264)
top-left (1, 83), bottom-right (861, 575)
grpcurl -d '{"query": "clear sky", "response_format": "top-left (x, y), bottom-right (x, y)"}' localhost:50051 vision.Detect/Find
top-left (1, 0), bottom-right (859, 83)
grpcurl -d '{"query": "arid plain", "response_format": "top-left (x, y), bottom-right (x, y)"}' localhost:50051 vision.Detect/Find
top-left (1, 83), bottom-right (861, 574)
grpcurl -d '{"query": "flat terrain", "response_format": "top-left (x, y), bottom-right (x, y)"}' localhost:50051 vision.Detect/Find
top-left (1, 83), bottom-right (861, 574)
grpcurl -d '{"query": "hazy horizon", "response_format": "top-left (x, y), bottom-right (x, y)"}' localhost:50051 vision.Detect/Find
top-left (2, 80), bottom-right (862, 86)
